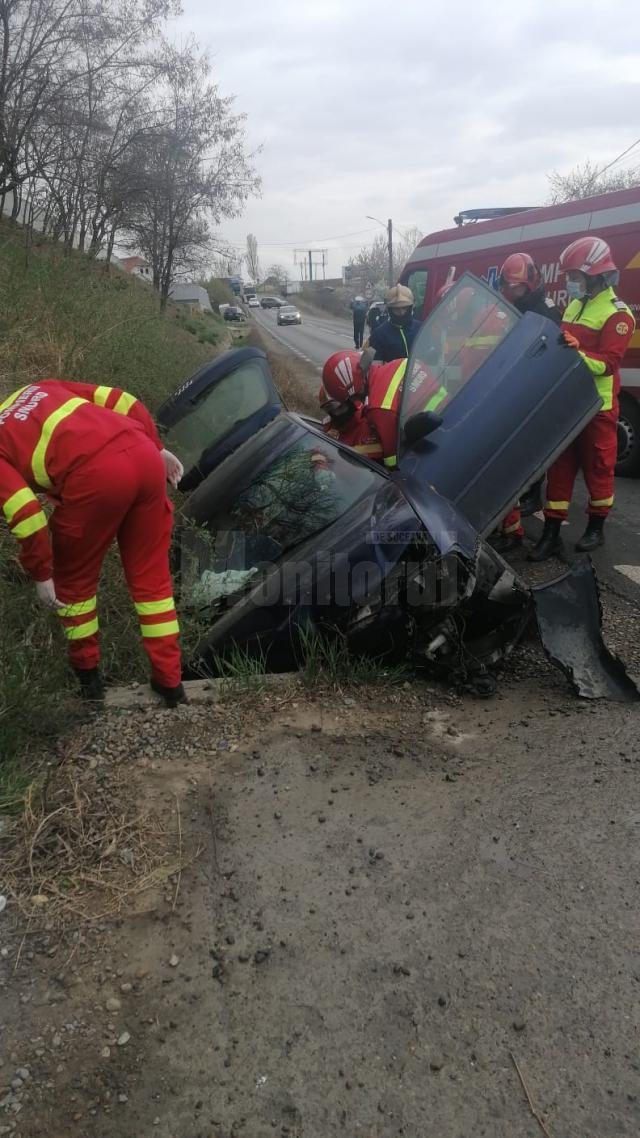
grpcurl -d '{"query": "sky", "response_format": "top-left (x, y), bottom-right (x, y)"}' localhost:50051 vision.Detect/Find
top-left (174, 0), bottom-right (640, 282)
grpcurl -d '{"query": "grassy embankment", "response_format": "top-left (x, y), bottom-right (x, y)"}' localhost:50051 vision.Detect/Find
top-left (0, 224), bottom-right (234, 805)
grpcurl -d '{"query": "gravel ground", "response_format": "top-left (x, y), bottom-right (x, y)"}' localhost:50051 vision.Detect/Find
top-left (1, 648), bottom-right (639, 1138)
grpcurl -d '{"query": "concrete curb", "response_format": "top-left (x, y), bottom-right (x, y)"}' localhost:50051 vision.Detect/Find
top-left (104, 673), bottom-right (301, 710)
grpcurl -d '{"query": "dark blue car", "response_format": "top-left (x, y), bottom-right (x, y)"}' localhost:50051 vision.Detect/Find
top-left (157, 275), bottom-right (636, 700)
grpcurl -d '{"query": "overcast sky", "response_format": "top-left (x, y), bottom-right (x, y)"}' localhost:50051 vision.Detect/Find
top-left (175, 0), bottom-right (640, 281)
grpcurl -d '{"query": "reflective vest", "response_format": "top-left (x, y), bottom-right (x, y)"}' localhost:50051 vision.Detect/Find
top-left (0, 380), bottom-right (162, 579)
top-left (366, 359), bottom-right (448, 468)
top-left (562, 288), bottom-right (635, 412)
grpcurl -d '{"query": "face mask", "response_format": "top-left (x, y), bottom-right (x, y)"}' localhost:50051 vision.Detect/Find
top-left (566, 280), bottom-right (587, 301)
top-left (390, 307), bottom-right (413, 328)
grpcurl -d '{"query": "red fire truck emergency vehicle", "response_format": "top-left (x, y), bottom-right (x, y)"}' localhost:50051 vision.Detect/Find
top-left (400, 187), bottom-right (640, 475)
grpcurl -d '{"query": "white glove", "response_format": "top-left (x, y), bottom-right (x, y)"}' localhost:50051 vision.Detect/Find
top-left (161, 448), bottom-right (184, 488)
top-left (35, 579), bottom-right (63, 609)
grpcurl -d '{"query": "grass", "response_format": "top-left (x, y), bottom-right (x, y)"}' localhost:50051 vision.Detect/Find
top-left (206, 628), bottom-right (410, 695)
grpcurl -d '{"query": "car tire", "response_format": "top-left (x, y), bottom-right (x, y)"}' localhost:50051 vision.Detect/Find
top-left (616, 393), bottom-right (640, 478)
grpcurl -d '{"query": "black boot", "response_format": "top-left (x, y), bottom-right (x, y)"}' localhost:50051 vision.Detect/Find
top-left (151, 678), bottom-right (189, 708)
top-left (520, 478), bottom-right (544, 518)
top-left (527, 518), bottom-right (562, 562)
top-left (74, 667), bottom-right (104, 702)
top-left (575, 515), bottom-right (605, 552)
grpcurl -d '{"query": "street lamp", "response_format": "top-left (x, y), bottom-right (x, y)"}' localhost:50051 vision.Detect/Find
top-left (366, 215), bottom-right (394, 287)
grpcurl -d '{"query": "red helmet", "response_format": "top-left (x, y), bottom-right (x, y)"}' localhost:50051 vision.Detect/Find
top-left (559, 236), bottom-right (618, 276)
top-left (321, 351), bottom-right (365, 402)
top-left (499, 252), bottom-right (541, 292)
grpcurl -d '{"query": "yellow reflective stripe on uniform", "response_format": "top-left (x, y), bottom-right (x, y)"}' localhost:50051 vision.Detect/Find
top-left (424, 386), bottom-right (448, 412)
top-left (2, 486), bottom-right (38, 521)
top-left (31, 397), bottom-right (87, 489)
top-left (590, 496), bottom-right (614, 507)
top-left (578, 352), bottom-right (606, 377)
top-left (467, 335), bottom-right (500, 347)
top-left (353, 444), bottom-right (383, 456)
top-left (140, 620), bottom-right (180, 638)
top-left (503, 520), bottom-right (520, 534)
top-left (383, 455), bottom-right (397, 468)
top-left (546, 500), bottom-right (570, 510)
top-left (0, 385), bottom-right (29, 415)
top-left (12, 511), bottom-right (48, 539)
top-left (63, 618), bottom-right (99, 640)
top-left (114, 392), bottom-right (136, 415)
top-left (93, 385), bottom-right (112, 407)
top-left (380, 361), bottom-right (407, 410)
top-left (135, 598), bottom-right (175, 616)
top-left (56, 596), bottom-right (97, 618)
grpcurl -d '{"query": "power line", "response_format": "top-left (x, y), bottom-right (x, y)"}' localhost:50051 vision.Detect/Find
top-left (591, 136), bottom-right (640, 182)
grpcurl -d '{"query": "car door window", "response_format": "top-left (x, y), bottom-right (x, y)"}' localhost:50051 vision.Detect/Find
top-left (399, 274), bottom-right (519, 433)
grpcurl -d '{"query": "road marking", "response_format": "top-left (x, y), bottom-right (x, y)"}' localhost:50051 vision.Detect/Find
top-left (253, 315), bottom-right (315, 364)
top-left (614, 564), bottom-right (640, 586)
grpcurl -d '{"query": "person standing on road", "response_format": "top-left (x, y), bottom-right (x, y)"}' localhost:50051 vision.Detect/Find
top-left (495, 253), bottom-right (564, 548)
top-left (350, 295), bottom-right (367, 350)
top-left (528, 237), bottom-right (635, 561)
top-left (368, 285), bottom-right (422, 363)
top-left (0, 379), bottom-right (187, 705)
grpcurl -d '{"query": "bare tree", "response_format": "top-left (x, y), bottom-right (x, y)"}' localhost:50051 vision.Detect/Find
top-left (347, 226), bottom-right (423, 291)
top-left (124, 46), bottom-right (259, 308)
top-left (548, 159), bottom-right (640, 204)
top-left (245, 233), bottom-right (260, 283)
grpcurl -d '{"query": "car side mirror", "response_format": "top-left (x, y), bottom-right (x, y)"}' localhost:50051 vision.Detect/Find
top-left (403, 411), bottom-right (443, 445)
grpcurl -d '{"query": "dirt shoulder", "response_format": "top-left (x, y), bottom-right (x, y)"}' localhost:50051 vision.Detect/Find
top-left (2, 661), bottom-right (639, 1138)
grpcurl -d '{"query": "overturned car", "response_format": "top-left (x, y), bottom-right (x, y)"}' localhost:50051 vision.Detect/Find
top-left (158, 274), bottom-right (637, 701)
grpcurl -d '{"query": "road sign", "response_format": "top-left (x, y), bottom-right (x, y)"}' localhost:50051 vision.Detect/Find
top-left (364, 281), bottom-right (373, 299)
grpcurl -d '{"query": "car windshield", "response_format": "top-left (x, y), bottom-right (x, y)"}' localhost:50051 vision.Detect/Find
top-left (180, 434), bottom-right (379, 606)
top-left (281, 306), bottom-right (297, 313)
top-left (398, 274), bottom-right (519, 435)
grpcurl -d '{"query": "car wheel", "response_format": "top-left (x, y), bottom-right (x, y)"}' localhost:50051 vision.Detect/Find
top-left (616, 394), bottom-right (640, 477)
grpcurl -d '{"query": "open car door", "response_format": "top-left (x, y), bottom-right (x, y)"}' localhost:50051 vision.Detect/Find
top-left (156, 347), bottom-right (281, 492)
top-left (396, 274), bottom-right (602, 536)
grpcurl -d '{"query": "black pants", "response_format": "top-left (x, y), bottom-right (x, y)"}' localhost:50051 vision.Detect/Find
top-left (353, 320), bottom-right (365, 349)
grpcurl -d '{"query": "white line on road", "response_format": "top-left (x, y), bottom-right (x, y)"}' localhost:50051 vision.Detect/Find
top-left (614, 564), bottom-right (640, 586)
top-left (252, 316), bottom-right (315, 365)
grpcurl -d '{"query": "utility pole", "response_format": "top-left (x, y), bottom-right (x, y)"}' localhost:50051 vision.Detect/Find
top-left (308, 250), bottom-right (313, 283)
top-left (387, 218), bottom-right (394, 286)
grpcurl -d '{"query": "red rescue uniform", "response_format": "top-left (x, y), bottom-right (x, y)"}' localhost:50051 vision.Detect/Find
top-left (0, 380), bottom-right (181, 686)
top-left (544, 288), bottom-right (635, 520)
top-left (366, 359), bottom-right (448, 468)
top-left (322, 401), bottom-right (384, 463)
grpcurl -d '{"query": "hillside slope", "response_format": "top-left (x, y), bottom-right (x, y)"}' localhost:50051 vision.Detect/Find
top-left (0, 225), bottom-right (231, 791)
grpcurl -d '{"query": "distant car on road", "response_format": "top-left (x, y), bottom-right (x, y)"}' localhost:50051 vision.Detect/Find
top-left (260, 296), bottom-right (286, 309)
top-left (247, 296), bottom-right (260, 308)
top-left (223, 305), bottom-right (246, 322)
top-left (277, 305), bottom-right (302, 326)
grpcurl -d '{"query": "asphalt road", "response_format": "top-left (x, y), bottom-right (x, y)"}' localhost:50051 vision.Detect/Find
top-left (250, 302), bottom-right (640, 611)
top-left (250, 303), bottom-right (354, 372)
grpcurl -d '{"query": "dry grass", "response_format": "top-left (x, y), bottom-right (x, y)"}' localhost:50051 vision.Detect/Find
top-left (1, 728), bottom-right (201, 929)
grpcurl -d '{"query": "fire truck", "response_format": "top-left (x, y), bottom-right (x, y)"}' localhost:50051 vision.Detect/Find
top-left (400, 187), bottom-right (640, 475)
